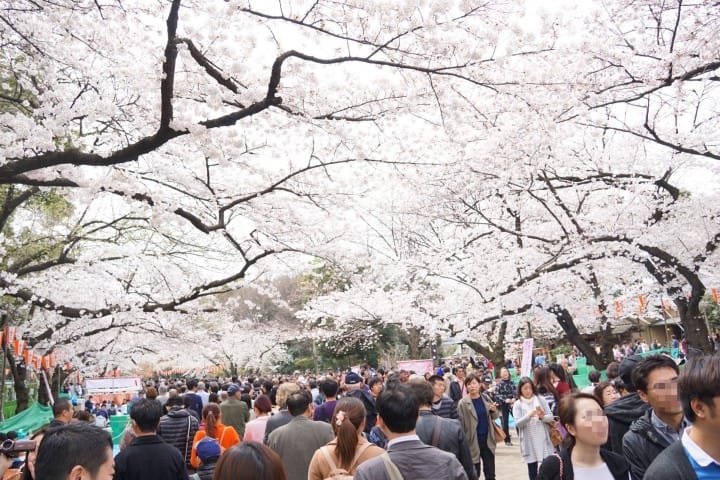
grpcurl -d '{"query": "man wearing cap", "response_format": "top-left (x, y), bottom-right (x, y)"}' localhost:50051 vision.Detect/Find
top-left (194, 437), bottom-right (221, 480)
top-left (344, 371), bottom-right (377, 434)
top-left (220, 384), bottom-right (250, 440)
top-left (604, 354), bottom-right (651, 454)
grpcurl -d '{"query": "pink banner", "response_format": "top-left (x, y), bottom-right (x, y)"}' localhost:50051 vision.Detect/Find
top-left (396, 359), bottom-right (435, 375)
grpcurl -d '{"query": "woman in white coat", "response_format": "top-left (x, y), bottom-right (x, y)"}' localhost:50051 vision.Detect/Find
top-left (512, 376), bottom-right (556, 480)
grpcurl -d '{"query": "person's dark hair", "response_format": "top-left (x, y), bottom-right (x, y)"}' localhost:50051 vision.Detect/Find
top-left (605, 361), bottom-right (620, 380)
top-left (331, 397), bottom-right (366, 470)
top-left (558, 392), bottom-right (604, 449)
top-left (253, 395), bottom-right (272, 414)
top-left (213, 441), bottom-right (287, 480)
top-left (240, 393), bottom-right (252, 411)
top-left (452, 365), bottom-right (465, 375)
top-left (130, 398), bottom-right (162, 433)
top-left (516, 376), bottom-right (538, 399)
top-left (587, 370), bottom-right (601, 384)
top-left (35, 423), bottom-right (112, 480)
top-left (547, 363), bottom-right (568, 383)
top-left (286, 390), bottom-right (312, 416)
top-left (427, 374), bottom-right (444, 386)
top-left (409, 381), bottom-right (434, 407)
top-left (679, 354), bottom-right (720, 422)
top-left (73, 410), bottom-right (92, 422)
top-left (187, 378), bottom-right (198, 390)
top-left (52, 399), bottom-right (72, 418)
top-left (202, 403), bottom-right (221, 439)
top-left (464, 372), bottom-right (482, 387)
top-left (632, 354), bottom-right (679, 393)
top-left (376, 383), bottom-right (418, 434)
top-left (23, 427), bottom-right (47, 480)
top-left (208, 392), bottom-right (220, 404)
top-left (320, 379), bottom-right (339, 398)
top-left (533, 366), bottom-right (559, 401)
top-left (166, 395), bottom-right (184, 408)
top-left (593, 381), bottom-right (617, 407)
top-left (368, 376), bottom-right (384, 390)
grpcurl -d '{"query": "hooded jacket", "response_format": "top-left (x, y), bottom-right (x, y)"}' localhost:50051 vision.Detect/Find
top-left (157, 407), bottom-right (200, 468)
top-left (622, 409), bottom-right (672, 480)
top-left (346, 387), bottom-right (377, 434)
top-left (603, 393), bottom-right (649, 454)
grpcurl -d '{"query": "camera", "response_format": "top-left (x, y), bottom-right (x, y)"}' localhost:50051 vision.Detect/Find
top-left (1, 439), bottom-right (36, 457)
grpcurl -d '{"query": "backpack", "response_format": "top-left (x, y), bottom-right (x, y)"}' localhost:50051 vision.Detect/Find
top-left (319, 442), bottom-right (372, 480)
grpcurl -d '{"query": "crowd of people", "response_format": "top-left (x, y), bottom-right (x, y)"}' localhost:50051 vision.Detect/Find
top-left (0, 348), bottom-right (719, 480)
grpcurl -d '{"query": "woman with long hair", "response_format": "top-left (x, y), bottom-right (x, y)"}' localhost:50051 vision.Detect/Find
top-left (190, 403), bottom-right (240, 468)
top-left (512, 377), bottom-right (556, 480)
top-left (243, 395), bottom-right (273, 443)
top-left (534, 366), bottom-right (560, 415)
top-left (213, 442), bottom-right (287, 480)
top-left (307, 397), bottom-right (384, 479)
top-left (537, 393), bottom-right (630, 480)
top-left (547, 363), bottom-right (572, 398)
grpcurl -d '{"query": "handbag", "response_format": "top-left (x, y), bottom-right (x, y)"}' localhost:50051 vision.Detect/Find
top-left (547, 420), bottom-right (562, 447)
top-left (491, 420), bottom-right (506, 442)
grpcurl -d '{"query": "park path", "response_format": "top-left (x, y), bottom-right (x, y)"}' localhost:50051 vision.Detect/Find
top-left (494, 442), bottom-right (529, 480)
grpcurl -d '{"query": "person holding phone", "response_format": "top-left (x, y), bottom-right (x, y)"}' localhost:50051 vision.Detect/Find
top-left (513, 377), bottom-right (556, 480)
top-left (458, 373), bottom-right (500, 480)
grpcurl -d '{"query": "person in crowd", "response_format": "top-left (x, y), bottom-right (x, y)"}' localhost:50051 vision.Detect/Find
top-left (537, 393), bottom-right (630, 480)
top-left (49, 399), bottom-right (73, 427)
top-left (114, 398), bottom-right (189, 480)
top-left (219, 384), bottom-right (249, 440)
top-left (213, 442), bottom-right (287, 480)
top-left (512, 377), bottom-right (555, 480)
top-left (411, 380), bottom-right (476, 480)
top-left (429, 374), bottom-right (458, 419)
top-left (196, 381), bottom-right (210, 407)
top-left (449, 365), bottom-right (469, 404)
top-left (267, 390), bottom-right (334, 480)
top-left (622, 354), bottom-right (686, 480)
top-left (182, 396), bottom-right (199, 421)
top-left (603, 354), bottom-right (649, 454)
top-left (458, 372), bottom-right (500, 480)
top-left (184, 379), bottom-right (203, 418)
top-left (307, 396), bottom-right (384, 479)
top-left (644, 353), bottom-right (720, 479)
top-left (547, 363), bottom-right (572, 398)
top-left (73, 410), bottom-right (93, 422)
top-left (534, 352), bottom-right (547, 368)
top-left (21, 428), bottom-right (46, 480)
top-left (157, 394), bottom-right (200, 471)
top-left (495, 367), bottom-right (517, 446)
top-left (243, 394), bottom-right (273, 443)
top-left (581, 370), bottom-right (601, 394)
top-left (343, 372), bottom-right (377, 434)
top-left (194, 437), bottom-right (221, 480)
top-left (312, 379), bottom-right (339, 423)
top-left (263, 381), bottom-right (298, 444)
top-left (157, 384), bottom-right (169, 407)
top-left (190, 403), bottom-right (240, 469)
top-left (34, 423), bottom-right (114, 480)
top-left (354, 383), bottom-right (468, 480)
top-left (593, 381), bottom-right (620, 408)
top-left (369, 376), bottom-right (384, 401)
top-left (534, 366), bottom-right (560, 415)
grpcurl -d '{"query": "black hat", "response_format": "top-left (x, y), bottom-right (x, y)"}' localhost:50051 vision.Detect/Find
top-left (619, 354), bottom-right (643, 392)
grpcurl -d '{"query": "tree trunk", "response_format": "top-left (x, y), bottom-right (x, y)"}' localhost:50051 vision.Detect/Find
top-left (677, 295), bottom-right (712, 353)
top-left (465, 319), bottom-right (507, 376)
top-left (37, 366), bottom-right (66, 406)
top-left (549, 305), bottom-right (605, 370)
top-left (7, 350), bottom-right (29, 414)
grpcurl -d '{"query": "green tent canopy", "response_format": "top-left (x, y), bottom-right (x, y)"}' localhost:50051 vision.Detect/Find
top-left (0, 403), bottom-right (53, 435)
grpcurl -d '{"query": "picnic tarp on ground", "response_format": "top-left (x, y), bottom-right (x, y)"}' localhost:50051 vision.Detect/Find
top-left (0, 403), bottom-right (53, 435)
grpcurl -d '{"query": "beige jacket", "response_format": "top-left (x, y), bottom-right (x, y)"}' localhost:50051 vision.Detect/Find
top-left (457, 394), bottom-right (500, 463)
top-left (307, 436), bottom-right (384, 480)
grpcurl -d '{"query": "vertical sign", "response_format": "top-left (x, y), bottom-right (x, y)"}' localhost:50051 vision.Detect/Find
top-left (521, 338), bottom-right (534, 378)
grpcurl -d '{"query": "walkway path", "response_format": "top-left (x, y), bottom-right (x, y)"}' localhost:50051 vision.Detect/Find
top-left (495, 442), bottom-right (529, 480)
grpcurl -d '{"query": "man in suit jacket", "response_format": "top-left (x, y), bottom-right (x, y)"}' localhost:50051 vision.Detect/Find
top-left (355, 383), bottom-right (468, 480)
top-left (411, 381), bottom-right (477, 480)
top-left (267, 389), bottom-right (334, 480)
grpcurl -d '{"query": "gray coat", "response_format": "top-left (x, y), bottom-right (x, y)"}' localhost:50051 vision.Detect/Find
top-left (267, 415), bottom-right (333, 480)
top-left (416, 410), bottom-right (477, 480)
top-left (354, 438), bottom-right (468, 480)
top-left (512, 395), bottom-right (555, 464)
top-left (457, 394), bottom-right (500, 463)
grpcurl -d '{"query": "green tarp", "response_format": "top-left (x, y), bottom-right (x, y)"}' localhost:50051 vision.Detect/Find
top-left (0, 403), bottom-right (53, 435)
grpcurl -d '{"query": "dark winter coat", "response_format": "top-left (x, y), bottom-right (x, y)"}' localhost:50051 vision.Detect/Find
top-left (157, 407), bottom-right (200, 469)
top-left (622, 409), bottom-right (672, 480)
top-left (114, 434), bottom-right (189, 480)
top-left (642, 440), bottom-right (697, 480)
top-left (537, 446), bottom-right (630, 480)
top-left (603, 392), bottom-right (650, 454)
top-left (345, 388), bottom-right (377, 434)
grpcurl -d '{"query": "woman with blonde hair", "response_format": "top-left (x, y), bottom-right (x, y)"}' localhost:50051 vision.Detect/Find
top-left (190, 403), bottom-right (240, 468)
top-left (307, 397), bottom-right (384, 479)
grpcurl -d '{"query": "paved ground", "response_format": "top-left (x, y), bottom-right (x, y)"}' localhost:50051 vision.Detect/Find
top-left (494, 441), bottom-right (529, 480)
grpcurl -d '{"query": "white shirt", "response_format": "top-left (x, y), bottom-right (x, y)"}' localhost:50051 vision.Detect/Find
top-left (682, 426), bottom-right (720, 467)
top-left (573, 463), bottom-right (616, 480)
top-left (387, 434), bottom-right (421, 449)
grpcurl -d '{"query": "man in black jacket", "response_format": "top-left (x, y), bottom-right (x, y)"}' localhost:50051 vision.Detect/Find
top-left (157, 395), bottom-right (199, 471)
top-left (411, 380), bottom-right (476, 480)
top-left (645, 353), bottom-right (720, 480)
top-left (114, 398), bottom-right (188, 480)
top-left (344, 372), bottom-right (377, 434)
top-left (622, 354), bottom-right (687, 480)
top-left (604, 354), bottom-right (650, 453)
